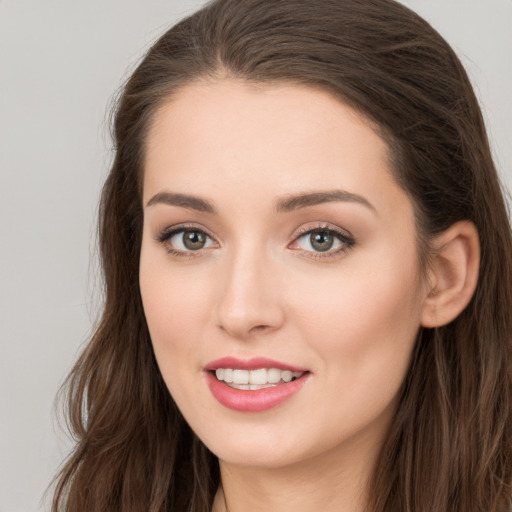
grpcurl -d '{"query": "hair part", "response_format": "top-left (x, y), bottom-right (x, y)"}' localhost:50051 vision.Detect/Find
top-left (52, 1), bottom-right (512, 511)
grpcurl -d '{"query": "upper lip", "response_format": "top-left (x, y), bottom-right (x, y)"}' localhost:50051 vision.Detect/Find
top-left (204, 357), bottom-right (309, 373)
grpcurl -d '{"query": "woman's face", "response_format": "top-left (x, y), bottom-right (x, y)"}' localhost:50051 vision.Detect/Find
top-left (140, 80), bottom-right (429, 469)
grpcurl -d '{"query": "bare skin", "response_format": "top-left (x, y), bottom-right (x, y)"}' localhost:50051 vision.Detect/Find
top-left (139, 80), bottom-right (479, 512)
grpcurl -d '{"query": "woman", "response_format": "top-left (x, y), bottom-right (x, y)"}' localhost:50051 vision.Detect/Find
top-left (52, 0), bottom-right (512, 510)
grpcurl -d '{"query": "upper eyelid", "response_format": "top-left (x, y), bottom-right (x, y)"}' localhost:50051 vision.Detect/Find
top-left (292, 229), bottom-right (355, 247)
top-left (156, 223), bottom-right (217, 242)
top-left (292, 223), bottom-right (354, 240)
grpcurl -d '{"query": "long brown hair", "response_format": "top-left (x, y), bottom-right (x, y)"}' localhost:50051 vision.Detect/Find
top-left (52, 1), bottom-right (512, 510)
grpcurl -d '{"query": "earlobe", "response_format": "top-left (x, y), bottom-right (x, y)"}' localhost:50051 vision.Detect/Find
top-left (420, 221), bottom-right (480, 328)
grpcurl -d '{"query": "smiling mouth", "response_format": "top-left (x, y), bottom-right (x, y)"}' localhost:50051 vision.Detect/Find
top-left (213, 368), bottom-right (306, 390)
top-left (205, 361), bottom-right (311, 411)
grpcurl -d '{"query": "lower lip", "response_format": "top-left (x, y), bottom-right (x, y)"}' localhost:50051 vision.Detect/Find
top-left (205, 371), bottom-right (310, 412)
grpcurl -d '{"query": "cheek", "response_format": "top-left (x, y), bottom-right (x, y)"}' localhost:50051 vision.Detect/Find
top-left (290, 249), bottom-right (422, 386)
top-left (305, 239), bottom-right (420, 328)
top-left (140, 240), bottom-right (211, 332)
top-left (139, 256), bottom-right (213, 419)
top-left (139, 246), bottom-right (213, 385)
top-left (279, 256), bottom-right (422, 446)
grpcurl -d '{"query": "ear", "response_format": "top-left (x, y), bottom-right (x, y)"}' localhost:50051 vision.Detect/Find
top-left (421, 221), bottom-right (480, 328)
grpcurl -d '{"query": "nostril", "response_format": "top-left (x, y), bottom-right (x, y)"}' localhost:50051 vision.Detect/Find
top-left (252, 324), bottom-right (272, 332)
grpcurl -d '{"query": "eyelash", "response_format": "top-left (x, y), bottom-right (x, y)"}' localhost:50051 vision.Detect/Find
top-left (290, 224), bottom-right (356, 260)
top-left (155, 224), bottom-right (216, 259)
top-left (155, 223), bottom-right (355, 260)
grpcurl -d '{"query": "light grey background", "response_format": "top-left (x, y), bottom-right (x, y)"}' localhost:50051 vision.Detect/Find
top-left (1, 1), bottom-right (510, 511)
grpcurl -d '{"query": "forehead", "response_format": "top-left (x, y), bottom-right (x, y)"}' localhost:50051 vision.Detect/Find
top-left (145, 79), bottom-right (386, 163)
top-left (143, 79), bottom-right (408, 218)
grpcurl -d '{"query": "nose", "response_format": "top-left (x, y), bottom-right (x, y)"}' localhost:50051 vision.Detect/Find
top-left (214, 246), bottom-right (285, 339)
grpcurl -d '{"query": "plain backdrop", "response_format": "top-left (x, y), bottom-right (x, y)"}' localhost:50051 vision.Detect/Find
top-left (1, 1), bottom-right (511, 511)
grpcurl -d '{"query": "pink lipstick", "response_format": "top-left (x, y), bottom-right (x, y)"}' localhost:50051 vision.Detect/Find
top-left (204, 357), bottom-right (310, 412)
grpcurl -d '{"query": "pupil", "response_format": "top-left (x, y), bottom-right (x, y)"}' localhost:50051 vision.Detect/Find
top-left (311, 230), bottom-right (333, 252)
top-left (183, 230), bottom-right (206, 250)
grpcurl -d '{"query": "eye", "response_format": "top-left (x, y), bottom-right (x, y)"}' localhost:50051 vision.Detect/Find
top-left (156, 226), bottom-right (217, 255)
top-left (289, 226), bottom-right (355, 256)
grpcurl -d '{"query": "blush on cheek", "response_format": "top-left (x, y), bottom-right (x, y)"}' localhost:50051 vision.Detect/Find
top-left (297, 268), bottom-right (421, 367)
top-left (141, 260), bottom-right (208, 332)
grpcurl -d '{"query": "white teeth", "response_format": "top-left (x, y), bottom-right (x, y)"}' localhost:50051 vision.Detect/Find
top-left (214, 367), bottom-right (305, 387)
top-left (267, 368), bottom-right (281, 383)
top-left (281, 370), bottom-right (293, 382)
top-left (232, 369), bottom-right (249, 384)
top-left (229, 383), bottom-right (275, 390)
top-left (249, 368), bottom-right (267, 385)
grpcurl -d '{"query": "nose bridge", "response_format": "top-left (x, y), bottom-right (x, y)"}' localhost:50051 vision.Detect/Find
top-left (215, 240), bottom-right (284, 338)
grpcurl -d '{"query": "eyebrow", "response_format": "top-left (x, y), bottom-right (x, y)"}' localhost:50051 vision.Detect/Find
top-left (146, 192), bottom-right (215, 213)
top-left (145, 189), bottom-right (376, 215)
top-left (275, 190), bottom-right (376, 214)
